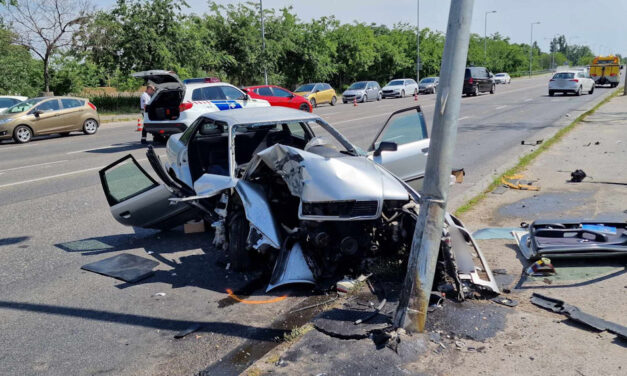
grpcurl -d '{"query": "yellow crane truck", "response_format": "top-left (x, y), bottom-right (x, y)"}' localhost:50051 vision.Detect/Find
top-left (590, 55), bottom-right (621, 87)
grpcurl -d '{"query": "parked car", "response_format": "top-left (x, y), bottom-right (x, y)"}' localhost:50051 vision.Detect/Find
top-left (342, 81), bottom-right (381, 103)
top-left (381, 78), bottom-right (419, 98)
top-left (463, 67), bottom-right (495, 96)
top-left (244, 85), bottom-right (312, 112)
top-left (0, 96), bottom-right (99, 143)
top-left (0, 95), bottom-right (28, 111)
top-left (548, 71), bottom-right (595, 96)
top-left (133, 70), bottom-right (269, 142)
top-left (418, 77), bottom-right (439, 94)
top-left (99, 106), bottom-right (500, 296)
top-left (493, 73), bottom-right (511, 84)
top-left (293, 83), bottom-right (337, 108)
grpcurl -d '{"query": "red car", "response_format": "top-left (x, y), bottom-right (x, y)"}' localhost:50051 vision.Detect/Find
top-left (244, 85), bottom-right (312, 112)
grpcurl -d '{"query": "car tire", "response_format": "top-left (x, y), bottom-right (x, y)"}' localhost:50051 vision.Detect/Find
top-left (330, 96), bottom-right (337, 106)
top-left (83, 118), bottom-right (98, 135)
top-left (490, 84), bottom-right (495, 94)
top-left (362, 94), bottom-right (367, 103)
top-left (575, 86), bottom-right (582, 96)
top-left (401, 90), bottom-right (405, 98)
top-left (549, 90), bottom-right (554, 96)
top-left (228, 206), bottom-right (252, 272)
top-left (588, 85), bottom-right (594, 94)
top-left (299, 103), bottom-right (310, 112)
top-left (473, 86), bottom-right (479, 96)
top-left (309, 98), bottom-right (316, 108)
top-left (377, 93), bottom-right (381, 101)
top-left (13, 125), bottom-right (32, 144)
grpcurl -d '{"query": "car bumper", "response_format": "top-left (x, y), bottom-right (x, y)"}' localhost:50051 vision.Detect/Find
top-left (0, 130), bottom-right (11, 140)
top-left (462, 83), bottom-right (477, 94)
top-left (144, 122), bottom-right (188, 134)
top-left (381, 91), bottom-right (400, 97)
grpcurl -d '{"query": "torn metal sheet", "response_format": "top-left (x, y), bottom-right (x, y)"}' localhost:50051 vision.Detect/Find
top-left (81, 253), bottom-right (158, 283)
top-left (193, 174), bottom-right (236, 198)
top-left (531, 293), bottom-right (627, 340)
top-left (267, 241), bottom-right (315, 292)
top-left (512, 230), bottom-right (534, 259)
top-left (235, 180), bottom-right (281, 249)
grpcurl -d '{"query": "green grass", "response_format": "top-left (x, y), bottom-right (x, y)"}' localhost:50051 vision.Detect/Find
top-left (90, 95), bottom-right (140, 114)
top-left (455, 87), bottom-right (623, 216)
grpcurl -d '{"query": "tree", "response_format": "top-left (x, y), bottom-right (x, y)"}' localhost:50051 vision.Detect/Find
top-left (0, 23), bottom-right (42, 96)
top-left (2, 0), bottom-right (92, 93)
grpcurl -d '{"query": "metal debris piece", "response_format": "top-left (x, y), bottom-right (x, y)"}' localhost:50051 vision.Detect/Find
top-left (530, 293), bottom-right (627, 340)
top-left (491, 297), bottom-right (518, 307)
top-left (81, 253), bottom-right (159, 283)
top-left (174, 323), bottom-right (202, 339)
top-left (355, 298), bottom-right (387, 325)
top-left (570, 169), bottom-right (587, 182)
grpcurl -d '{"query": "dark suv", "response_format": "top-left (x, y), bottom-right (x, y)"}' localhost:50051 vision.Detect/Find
top-left (463, 67), bottom-right (495, 96)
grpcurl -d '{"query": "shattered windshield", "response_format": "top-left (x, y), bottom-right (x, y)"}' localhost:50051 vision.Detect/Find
top-left (306, 120), bottom-right (364, 156)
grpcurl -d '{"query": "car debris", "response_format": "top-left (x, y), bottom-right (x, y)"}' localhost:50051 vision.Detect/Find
top-left (491, 296), bottom-right (518, 307)
top-left (530, 293), bottom-right (627, 340)
top-left (99, 106), bottom-right (500, 298)
top-left (336, 274), bottom-right (372, 293)
top-left (81, 253), bottom-right (159, 283)
top-left (501, 174), bottom-right (540, 191)
top-left (569, 169), bottom-right (587, 182)
top-left (521, 139), bottom-right (543, 145)
top-left (174, 323), bottom-right (202, 339)
top-left (525, 257), bottom-right (556, 276)
top-left (513, 220), bottom-right (627, 260)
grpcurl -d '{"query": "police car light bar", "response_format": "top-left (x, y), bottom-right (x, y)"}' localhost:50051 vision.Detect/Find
top-left (183, 77), bottom-right (221, 84)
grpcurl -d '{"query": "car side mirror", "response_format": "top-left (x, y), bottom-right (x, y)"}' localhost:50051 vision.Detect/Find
top-left (374, 141), bottom-right (398, 156)
top-left (33, 110), bottom-right (43, 117)
top-left (242, 93), bottom-right (250, 101)
top-left (313, 89), bottom-right (319, 93)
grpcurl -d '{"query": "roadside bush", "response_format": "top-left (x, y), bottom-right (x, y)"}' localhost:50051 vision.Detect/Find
top-left (89, 94), bottom-right (140, 114)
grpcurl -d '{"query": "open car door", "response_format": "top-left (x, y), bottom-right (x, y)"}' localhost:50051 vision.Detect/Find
top-left (368, 106), bottom-right (430, 187)
top-left (99, 150), bottom-right (199, 230)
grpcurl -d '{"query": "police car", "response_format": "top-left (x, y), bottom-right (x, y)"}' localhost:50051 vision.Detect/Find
top-left (133, 70), bottom-right (270, 142)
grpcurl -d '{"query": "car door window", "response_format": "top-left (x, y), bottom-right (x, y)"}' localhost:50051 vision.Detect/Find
top-left (0, 98), bottom-right (17, 107)
top-left (256, 87), bottom-right (274, 96)
top-left (61, 98), bottom-right (84, 109)
top-left (221, 86), bottom-right (245, 100)
top-left (373, 109), bottom-right (428, 150)
top-left (100, 155), bottom-right (158, 206)
top-left (36, 99), bottom-right (60, 113)
top-left (272, 88), bottom-right (292, 98)
top-left (284, 121), bottom-right (308, 140)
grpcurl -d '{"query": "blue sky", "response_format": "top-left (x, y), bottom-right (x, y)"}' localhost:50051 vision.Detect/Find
top-left (100, 0), bottom-right (626, 55)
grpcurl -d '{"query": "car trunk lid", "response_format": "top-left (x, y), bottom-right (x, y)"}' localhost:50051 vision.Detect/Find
top-left (133, 70), bottom-right (185, 121)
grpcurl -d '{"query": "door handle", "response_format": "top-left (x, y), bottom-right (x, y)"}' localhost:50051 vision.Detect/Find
top-left (120, 211), bottom-right (131, 219)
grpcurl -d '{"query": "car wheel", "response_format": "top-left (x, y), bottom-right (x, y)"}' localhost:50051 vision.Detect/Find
top-left (60, 132), bottom-right (71, 137)
top-left (362, 94), bottom-right (367, 103)
top-left (228, 206), bottom-right (252, 272)
top-left (490, 84), bottom-right (495, 94)
top-left (575, 86), bottom-right (582, 96)
top-left (13, 125), bottom-right (32, 144)
top-left (299, 103), bottom-right (310, 112)
top-left (588, 85), bottom-right (594, 94)
top-left (83, 118), bottom-right (98, 135)
top-left (309, 98), bottom-right (316, 108)
top-left (330, 96), bottom-right (337, 106)
top-left (549, 90), bottom-right (554, 96)
top-left (414, 88), bottom-right (418, 96)
top-left (473, 86), bottom-right (479, 96)
top-left (401, 90), bottom-right (405, 98)
top-left (377, 93), bottom-right (381, 101)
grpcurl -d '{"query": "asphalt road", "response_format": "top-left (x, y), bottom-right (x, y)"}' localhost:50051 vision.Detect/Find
top-left (0, 74), bottom-right (619, 375)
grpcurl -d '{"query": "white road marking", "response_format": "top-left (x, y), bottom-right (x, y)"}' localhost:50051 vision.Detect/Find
top-left (331, 113), bottom-right (390, 125)
top-left (0, 157), bottom-right (148, 189)
top-left (459, 116), bottom-right (472, 120)
top-left (495, 105), bottom-right (508, 110)
top-left (524, 98), bottom-right (533, 102)
top-left (0, 160), bottom-right (68, 173)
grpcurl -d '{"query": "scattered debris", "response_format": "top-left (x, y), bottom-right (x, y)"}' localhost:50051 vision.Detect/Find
top-left (336, 274), bottom-right (372, 293)
top-left (570, 169), bottom-right (587, 182)
top-left (289, 297), bottom-right (339, 314)
top-left (530, 293), bottom-right (627, 340)
top-left (491, 297), bottom-right (518, 307)
top-left (183, 219), bottom-right (206, 233)
top-left (501, 174), bottom-right (540, 191)
top-left (525, 257), bottom-right (556, 276)
top-left (521, 139), bottom-right (543, 145)
top-left (455, 340), bottom-right (465, 349)
top-left (472, 227), bottom-right (525, 240)
top-left (154, 292), bottom-right (166, 297)
top-left (174, 323), bottom-right (202, 339)
top-left (452, 168), bottom-right (465, 183)
top-left (81, 253), bottom-right (158, 283)
top-left (354, 298), bottom-right (387, 325)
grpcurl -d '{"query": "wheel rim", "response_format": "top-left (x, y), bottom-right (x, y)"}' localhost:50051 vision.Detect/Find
top-left (17, 127), bottom-right (31, 142)
top-left (85, 120), bottom-right (97, 133)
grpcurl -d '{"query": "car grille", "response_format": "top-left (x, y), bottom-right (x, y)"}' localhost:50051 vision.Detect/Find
top-left (301, 201), bottom-right (379, 218)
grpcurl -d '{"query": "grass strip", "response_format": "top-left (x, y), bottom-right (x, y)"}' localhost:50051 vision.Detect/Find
top-left (455, 87), bottom-right (622, 216)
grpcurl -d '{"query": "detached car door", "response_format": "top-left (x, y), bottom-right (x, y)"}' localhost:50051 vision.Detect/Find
top-left (368, 107), bottom-right (430, 186)
top-left (99, 152), bottom-right (199, 229)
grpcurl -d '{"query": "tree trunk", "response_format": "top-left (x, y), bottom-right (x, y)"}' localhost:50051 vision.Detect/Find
top-left (43, 55), bottom-right (50, 94)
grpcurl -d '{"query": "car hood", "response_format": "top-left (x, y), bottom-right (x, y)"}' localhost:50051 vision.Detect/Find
top-left (382, 86), bottom-right (401, 91)
top-left (245, 144), bottom-right (409, 204)
top-left (419, 83), bottom-right (434, 87)
top-left (293, 91), bottom-right (311, 96)
top-left (342, 89), bottom-right (365, 96)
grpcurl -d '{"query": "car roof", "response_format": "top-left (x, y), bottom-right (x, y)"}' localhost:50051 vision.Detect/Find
top-left (554, 70), bottom-right (579, 74)
top-left (185, 82), bottom-right (240, 89)
top-left (201, 106), bottom-right (321, 126)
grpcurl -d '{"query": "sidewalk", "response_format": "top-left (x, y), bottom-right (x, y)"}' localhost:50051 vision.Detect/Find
top-left (243, 94), bottom-right (627, 376)
top-left (100, 113), bottom-right (139, 123)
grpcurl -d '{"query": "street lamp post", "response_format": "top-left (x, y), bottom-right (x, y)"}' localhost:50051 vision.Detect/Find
top-left (260, 0), bottom-right (268, 85)
top-left (529, 21), bottom-right (540, 77)
top-left (484, 10), bottom-right (496, 66)
top-left (416, 0), bottom-right (420, 85)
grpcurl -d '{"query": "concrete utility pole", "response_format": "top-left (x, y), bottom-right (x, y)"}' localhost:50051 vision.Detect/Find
top-left (260, 0), bottom-right (268, 85)
top-left (393, 0), bottom-right (474, 333)
top-left (529, 21), bottom-right (540, 77)
top-left (484, 10), bottom-right (496, 66)
top-left (416, 0), bottom-right (420, 85)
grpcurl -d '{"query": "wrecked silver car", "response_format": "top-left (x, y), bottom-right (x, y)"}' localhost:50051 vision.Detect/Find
top-left (99, 106), bottom-right (498, 294)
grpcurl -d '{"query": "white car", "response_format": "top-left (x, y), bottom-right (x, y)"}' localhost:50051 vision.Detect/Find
top-left (548, 71), bottom-right (595, 96)
top-left (381, 78), bottom-right (419, 98)
top-left (0, 96), bottom-right (28, 111)
top-left (132, 71), bottom-right (269, 142)
top-left (493, 73), bottom-right (511, 84)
